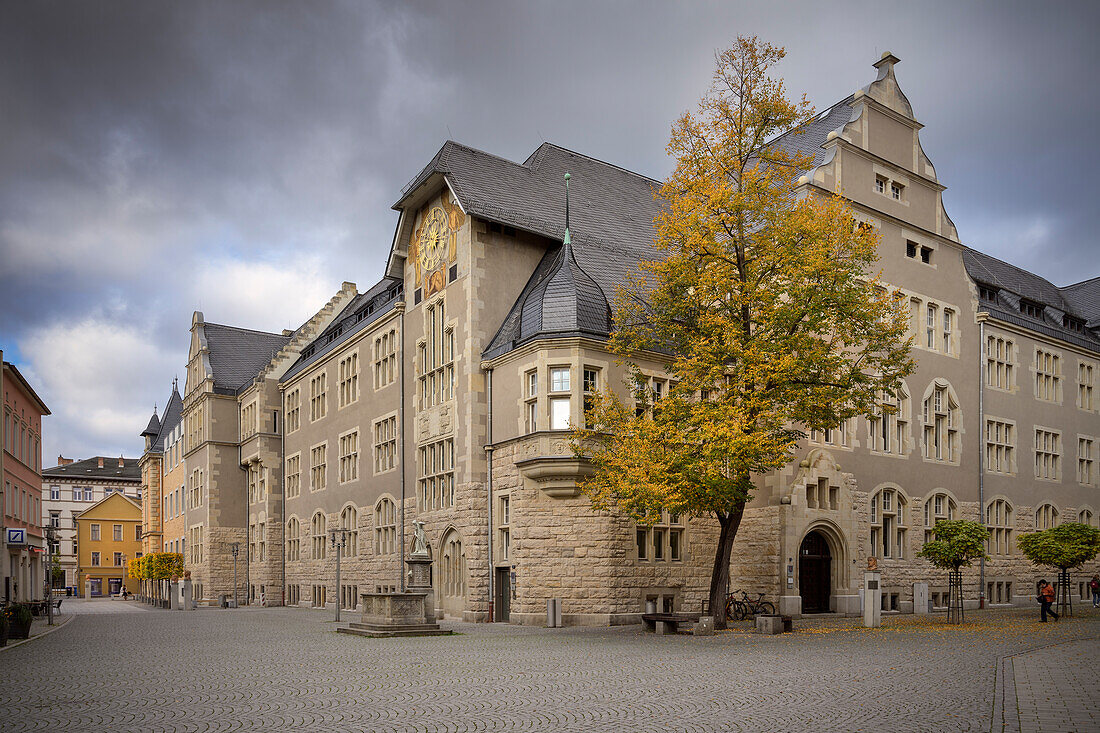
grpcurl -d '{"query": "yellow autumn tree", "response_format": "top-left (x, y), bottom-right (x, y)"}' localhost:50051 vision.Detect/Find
top-left (572, 37), bottom-right (914, 628)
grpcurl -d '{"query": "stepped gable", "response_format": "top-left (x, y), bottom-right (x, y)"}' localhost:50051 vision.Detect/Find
top-left (281, 277), bottom-right (403, 384)
top-left (964, 248), bottom-right (1100, 351)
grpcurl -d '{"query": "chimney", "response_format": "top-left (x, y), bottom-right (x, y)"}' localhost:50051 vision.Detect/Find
top-left (97, 457), bottom-right (104, 469)
top-left (118, 456), bottom-right (125, 468)
top-left (57, 454), bottom-right (74, 466)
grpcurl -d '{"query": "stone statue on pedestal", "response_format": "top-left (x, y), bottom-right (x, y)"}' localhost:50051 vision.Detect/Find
top-left (411, 520), bottom-right (430, 559)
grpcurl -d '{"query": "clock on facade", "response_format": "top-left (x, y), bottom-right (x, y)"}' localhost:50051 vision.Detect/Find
top-left (418, 207), bottom-right (449, 274)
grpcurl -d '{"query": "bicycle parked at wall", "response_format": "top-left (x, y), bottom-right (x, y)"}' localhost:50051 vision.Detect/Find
top-left (725, 590), bottom-right (776, 620)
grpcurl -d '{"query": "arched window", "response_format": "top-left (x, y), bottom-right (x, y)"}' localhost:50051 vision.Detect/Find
top-left (922, 381), bottom-right (960, 463)
top-left (986, 499), bottom-right (1014, 556)
top-left (923, 491), bottom-right (957, 544)
top-left (374, 497), bottom-right (397, 555)
top-left (1035, 503), bottom-right (1059, 530)
top-left (1079, 507), bottom-right (1096, 528)
top-left (440, 531), bottom-right (466, 599)
top-left (340, 505), bottom-right (358, 557)
top-left (311, 511), bottom-right (327, 560)
top-left (286, 517), bottom-right (300, 561)
top-left (869, 383), bottom-right (910, 455)
top-left (870, 487), bottom-right (908, 559)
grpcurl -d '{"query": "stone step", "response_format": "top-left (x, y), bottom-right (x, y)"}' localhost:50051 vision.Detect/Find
top-left (337, 626), bottom-right (454, 638)
top-left (347, 622), bottom-right (442, 632)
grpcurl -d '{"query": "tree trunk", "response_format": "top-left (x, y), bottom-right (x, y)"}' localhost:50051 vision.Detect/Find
top-left (709, 504), bottom-right (745, 630)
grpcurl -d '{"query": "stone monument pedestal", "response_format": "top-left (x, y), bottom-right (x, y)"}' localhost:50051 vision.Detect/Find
top-left (863, 571), bottom-right (882, 628)
top-left (337, 552), bottom-right (451, 638)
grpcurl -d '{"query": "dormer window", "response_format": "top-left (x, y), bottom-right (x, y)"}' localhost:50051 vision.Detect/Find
top-left (979, 285), bottom-right (998, 301)
top-left (1063, 315), bottom-right (1085, 333)
top-left (1020, 300), bottom-right (1044, 320)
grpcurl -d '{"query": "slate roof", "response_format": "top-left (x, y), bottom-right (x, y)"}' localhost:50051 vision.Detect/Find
top-left (43, 456), bottom-right (142, 482)
top-left (143, 385), bottom-right (184, 453)
top-left (282, 277), bottom-right (403, 384)
top-left (765, 95), bottom-right (858, 172)
top-left (141, 411), bottom-right (160, 439)
top-left (963, 248), bottom-right (1100, 352)
top-left (203, 323), bottom-right (292, 392)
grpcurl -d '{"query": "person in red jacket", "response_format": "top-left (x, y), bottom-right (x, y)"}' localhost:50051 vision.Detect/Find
top-left (1037, 580), bottom-right (1059, 622)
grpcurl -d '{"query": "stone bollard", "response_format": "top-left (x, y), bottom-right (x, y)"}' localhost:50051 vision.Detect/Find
top-left (169, 580), bottom-right (181, 610)
top-left (693, 616), bottom-right (715, 636)
top-left (655, 620), bottom-right (672, 635)
top-left (913, 582), bottom-right (929, 616)
top-left (756, 615), bottom-right (784, 635)
top-left (182, 578), bottom-right (193, 611)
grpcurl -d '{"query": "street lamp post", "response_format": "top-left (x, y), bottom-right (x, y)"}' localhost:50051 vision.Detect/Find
top-left (44, 525), bottom-right (57, 625)
top-left (328, 528), bottom-right (351, 623)
top-left (230, 542), bottom-right (240, 608)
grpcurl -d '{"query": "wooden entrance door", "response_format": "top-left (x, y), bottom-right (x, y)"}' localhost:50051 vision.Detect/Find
top-left (495, 567), bottom-right (511, 622)
top-left (799, 531), bottom-right (831, 614)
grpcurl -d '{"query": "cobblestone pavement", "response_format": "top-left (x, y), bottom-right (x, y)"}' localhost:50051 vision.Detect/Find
top-left (1, 604), bottom-right (1096, 732)
top-left (998, 637), bottom-right (1099, 733)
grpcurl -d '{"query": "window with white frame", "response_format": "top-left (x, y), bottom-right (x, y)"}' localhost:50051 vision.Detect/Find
top-left (1079, 437), bottom-right (1096, 486)
top-left (90, 523), bottom-right (100, 541)
top-left (942, 309), bottom-right (955, 354)
top-left (240, 401), bottom-right (257, 440)
top-left (376, 497), bottom-right (398, 554)
top-left (285, 454), bottom-right (300, 498)
top-left (1034, 428), bottom-right (1061, 481)
top-left (635, 511), bottom-right (684, 562)
top-left (890, 182), bottom-right (903, 201)
top-left (285, 388), bottom-right (301, 433)
top-left (922, 383), bottom-right (959, 463)
top-left (373, 416), bottom-right (397, 474)
top-left (1035, 503), bottom-right (1059, 530)
top-left (925, 304), bottom-right (937, 349)
top-left (985, 418), bottom-right (1016, 474)
top-left (810, 421), bottom-right (850, 448)
top-left (986, 499), bottom-right (1014, 555)
top-left (582, 367), bottom-right (601, 427)
top-left (870, 487), bottom-right (907, 559)
top-left (498, 494), bottom-right (511, 561)
top-left (310, 443), bottom-right (327, 491)
top-left (923, 492), bottom-right (957, 544)
top-left (418, 438), bottom-right (454, 510)
top-left (310, 373), bottom-right (328, 421)
top-left (189, 525), bottom-right (204, 564)
top-left (338, 430), bottom-right (359, 483)
top-left (338, 352), bottom-right (359, 408)
top-left (869, 386), bottom-right (909, 455)
top-left (49, 485), bottom-right (60, 500)
top-left (548, 366), bottom-right (571, 430)
top-left (524, 369), bottom-right (538, 433)
top-left (311, 512), bottom-right (327, 560)
top-left (374, 497), bottom-right (397, 555)
top-left (91, 551), bottom-right (100, 567)
top-left (986, 335), bottom-right (1015, 390)
top-left (633, 373), bottom-right (669, 418)
top-left (374, 329), bottom-right (397, 390)
top-left (418, 301), bottom-right (454, 409)
top-left (286, 517), bottom-right (300, 561)
top-left (340, 505), bottom-right (358, 557)
top-left (1035, 349), bottom-right (1062, 402)
top-left (1079, 362), bottom-right (1095, 411)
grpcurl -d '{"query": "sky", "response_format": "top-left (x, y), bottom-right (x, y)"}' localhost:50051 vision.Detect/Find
top-left (2, 0), bottom-right (1098, 465)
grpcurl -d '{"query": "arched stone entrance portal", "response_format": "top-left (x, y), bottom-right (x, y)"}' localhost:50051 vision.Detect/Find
top-left (799, 530), bottom-right (832, 614)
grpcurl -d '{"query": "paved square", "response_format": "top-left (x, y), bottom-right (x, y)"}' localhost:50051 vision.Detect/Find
top-left (1, 602), bottom-right (1097, 732)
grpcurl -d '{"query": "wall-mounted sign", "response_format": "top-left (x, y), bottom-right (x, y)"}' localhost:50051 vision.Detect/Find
top-left (6, 528), bottom-right (26, 546)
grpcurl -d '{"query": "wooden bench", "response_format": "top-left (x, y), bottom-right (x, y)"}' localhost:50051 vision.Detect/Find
top-left (641, 612), bottom-right (701, 634)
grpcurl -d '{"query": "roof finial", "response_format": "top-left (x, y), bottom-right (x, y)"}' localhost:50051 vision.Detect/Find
top-left (153, 402), bottom-right (157, 415)
top-left (563, 172), bottom-right (571, 246)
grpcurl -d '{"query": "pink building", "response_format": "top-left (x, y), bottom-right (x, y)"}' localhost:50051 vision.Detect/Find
top-left (2, 352), bottom-right (51, 602)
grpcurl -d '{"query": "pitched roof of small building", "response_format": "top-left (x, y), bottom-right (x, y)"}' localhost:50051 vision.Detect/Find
top-left (43, 456), bottom-right (142, 482)
top-left (74, 490), bottom-right (142, 519)
top-left (141, 383), bottom-right (184, 453)
top-left (202, 322), bottom-right (292, 392)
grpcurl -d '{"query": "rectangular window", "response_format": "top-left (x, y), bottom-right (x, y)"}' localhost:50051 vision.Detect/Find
top-left (373, 416), bottom-right (397, 474)
top-left (240, 401), bottom-right (257, 440)
top-left (550, 366), bottom-right (570, 392)
top-left (135, 525), bottom-right (142, 541)
top-left (91, 524), bottom-right (100, 541)
top-left (310, 443), bottom-right (327, 491)
top-left (942, 309), bottom-right (954, 354)
top-left (891, 182), bottom-right (903, 200)
top-left (498, 495), bottom-right (511, 561)
top-left (418, 438), bottom-right (455, 510)
top-left (1079, 437), bottom-right (1096, 486)
top-left (286, 389), bottom-right (301, 433)
top-left (418, 302), bottom-right (454, 409)
top-left (285, 454), bottom-right (301, 498)
top-left (310, 373), bottom-right (328, 421)
top-left (114, 552), bottom-right (124, 566)
top-left (50, 485), bottom-right (60, 501)
top-left (986, 336), bottom-right (1015, 390)
top-left (635, 512), bottom-right (684, 563)
top-left (524, 369), bottom-right (538, 434)
top-left (583, 367), bottom-right (600, 426)
top-left (549, 397), bottom-right (571, 430)
top-left (875, 177), bottom-right (886, 195)
top-left (339, 430), bottom-right (359, 483)
top-left (113, 524), bottom-right (123, 541)
top-left (985, 419), bottom-right (1015, 474)
top-left (91, 551), bottom-right (100, 567)
top-left (1080, 363), bottom-right (1095, 411)
top-left (338, 352), bottom-right (359, 408)
top-left (1035, 349), bottom-right (1061, 402)
top-left (926, 304), bottom-right (937, 349)
top-left (1034, 428), bottom-right (1062, 481)
top-left (49, 511), bottom-right (60, 528)
top-left (374, 329), bottom-right (398, 390)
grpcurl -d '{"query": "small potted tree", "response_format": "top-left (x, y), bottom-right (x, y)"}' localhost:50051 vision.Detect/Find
top-left (918, 519), bottom-right (989, 623)
top-left (1018, 522), bottom-right (1100, 618)
top-left (5, 603), bottom-right (34, 640)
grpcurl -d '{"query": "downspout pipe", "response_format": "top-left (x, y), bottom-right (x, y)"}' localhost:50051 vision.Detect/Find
top-left (398, 301), bottom-right (407, 592)
top-left (484, 364), bottom-right (494, 622)
top-left (280, 401), bottom-right (286, 607)
top-left (978, 316), bottom-right (986, 609)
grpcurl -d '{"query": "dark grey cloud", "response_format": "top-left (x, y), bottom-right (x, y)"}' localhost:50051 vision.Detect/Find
top-left (1, 0), bottom-right (1097, 463)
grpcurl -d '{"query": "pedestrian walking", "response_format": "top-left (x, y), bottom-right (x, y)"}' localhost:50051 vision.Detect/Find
top-left (1090, 574), bottom-right (1099, 608)
top-left (1037, 580), bottom-right (1059, 622)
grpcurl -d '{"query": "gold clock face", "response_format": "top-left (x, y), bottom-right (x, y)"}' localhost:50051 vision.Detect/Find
top-left (419, 207), bottom-right (449, 273)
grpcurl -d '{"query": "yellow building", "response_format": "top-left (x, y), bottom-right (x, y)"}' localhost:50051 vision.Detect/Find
top-left (75, 491), bottom-right (142, 597)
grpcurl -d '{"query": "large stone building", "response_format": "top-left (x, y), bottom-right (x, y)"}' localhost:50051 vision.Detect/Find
top-left (137, 382), bottom-right (183, 556)
top-left (164, 53), bottom-right (1099, 622)
top-left (2, 356), bottom-right (50, 603)
top-left (42, 455), bottom-right (142, 591)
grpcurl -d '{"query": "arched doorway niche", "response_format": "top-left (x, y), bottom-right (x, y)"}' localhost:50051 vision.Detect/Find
top-left (797, 522), bottom-right (848, 614)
